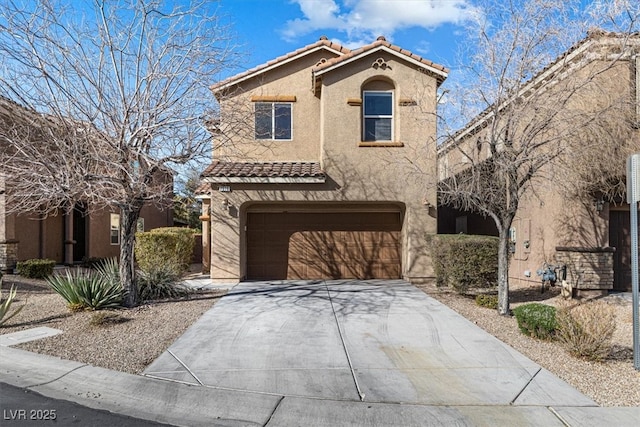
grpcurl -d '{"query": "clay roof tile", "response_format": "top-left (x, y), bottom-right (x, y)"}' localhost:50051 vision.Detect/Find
top-left (200, 161), bottom-right (325, 180)
top-left (210, 38), bottom-right (350, 93)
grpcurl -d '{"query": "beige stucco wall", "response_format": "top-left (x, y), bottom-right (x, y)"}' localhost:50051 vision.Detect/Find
top-left (215, 50), bottom-right (340, 163)
top-left (88, 205), bottom-right (173, 260)
top-left (15, 214), bottom-right (64, 263)
top-left (208, 50), bottom-right (442, 282)
top-left (2, 203), bottom-right (172, 266)
top-left (437, 39), bottom-right (639, 290)
top-left (507, 179), bottom-right (610, 288)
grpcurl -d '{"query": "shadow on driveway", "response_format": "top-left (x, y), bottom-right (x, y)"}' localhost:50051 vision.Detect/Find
top-left (144, 280), bottom-right (595, 407)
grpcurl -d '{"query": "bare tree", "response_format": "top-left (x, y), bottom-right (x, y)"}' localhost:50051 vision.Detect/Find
top-left (437, 0), bottom-right (639, 315)
top-left (0, 0), bottom-right (238, 306)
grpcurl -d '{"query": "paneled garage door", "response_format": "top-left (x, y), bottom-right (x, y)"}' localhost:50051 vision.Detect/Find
top-left (246, 211), bottom-right (401, 280)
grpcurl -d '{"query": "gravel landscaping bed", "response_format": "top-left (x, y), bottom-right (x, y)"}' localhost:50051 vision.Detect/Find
top-left (1, 275), bottom-right (225, 375)
top-left (415, 282), bottom-right (640, 407)
top-left (2, 276), bottom-right (639, 406)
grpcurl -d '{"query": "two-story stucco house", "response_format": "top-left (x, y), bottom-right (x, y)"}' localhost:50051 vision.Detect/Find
top-left (198, 36), bottom-right (448, 282)
top-left (437, 31), bottom-right (639, 296)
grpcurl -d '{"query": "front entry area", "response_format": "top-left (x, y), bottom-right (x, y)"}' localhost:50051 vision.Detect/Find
top-left (246, 208), bottom-right (402, 280)
top-left (610, 209), bottom-right (633, 292)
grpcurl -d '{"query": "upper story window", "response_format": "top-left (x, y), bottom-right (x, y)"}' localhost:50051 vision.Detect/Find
top-left (363, 91), bottom-right (393, 141)
top-left (255, 102), bottom-right (292, 140)
top-left (110, 213), bottom-right (120, 245)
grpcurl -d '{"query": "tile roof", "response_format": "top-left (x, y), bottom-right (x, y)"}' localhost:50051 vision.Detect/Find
top-left (210, 37), bottom-right (350, 93)
top-left (312, 36), bottom-right (449, 77)
top-left (194, 182), bottom-right (210, 195)
top-left (200, 161), bottom-right (325, 180)
top-left (210, 36), bottom-right (449, 94)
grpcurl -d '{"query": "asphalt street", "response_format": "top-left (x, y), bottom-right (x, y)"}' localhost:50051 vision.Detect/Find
top-left (0, 382), bottom-right (174, 426)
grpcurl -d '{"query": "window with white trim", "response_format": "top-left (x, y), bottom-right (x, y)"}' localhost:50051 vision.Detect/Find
top-left (255, 102), bottom-right (292, 140)
top-left (110, 213), bottom-right (120, 245)
top-left (363, 91), bottom-right (393, 141)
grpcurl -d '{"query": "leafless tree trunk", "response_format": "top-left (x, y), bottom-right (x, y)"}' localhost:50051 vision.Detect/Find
top-left (0, 0), bottom-right (239, 306)
top-left (119, 202), bottom-right (142, 307)
top-left (438, 0), bottom-right (639, 315)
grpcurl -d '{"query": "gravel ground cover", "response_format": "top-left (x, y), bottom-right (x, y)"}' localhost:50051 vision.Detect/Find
top-left (414, 282), bottom-right (640, 407)
top-left (1, 274), bottom-right (225, 374)
top-left (1, 275), bottom-right (639, 406)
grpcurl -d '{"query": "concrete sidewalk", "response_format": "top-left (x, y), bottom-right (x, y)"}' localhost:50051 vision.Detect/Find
top-left (2, 280), bottom-right (639, 426)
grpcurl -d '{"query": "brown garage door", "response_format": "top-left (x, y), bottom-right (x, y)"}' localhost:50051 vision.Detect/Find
top-left (247, 211), bottom-right (401, 280)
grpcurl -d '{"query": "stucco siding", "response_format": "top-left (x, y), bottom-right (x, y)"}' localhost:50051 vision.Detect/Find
top-left (437, 33), bottom-right (639, 294)
top-left (205, 39), bottom-right (444, 282)
top-left (215, 50), bottom-right (337, 163)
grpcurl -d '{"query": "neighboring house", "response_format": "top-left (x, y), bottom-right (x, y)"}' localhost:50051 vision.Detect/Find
top-left (0, 97), bottom-right (174, 272)
top-left (198, 36), bottom-right (448, 282)
top-left (437, 31), bottom-right (640, 296)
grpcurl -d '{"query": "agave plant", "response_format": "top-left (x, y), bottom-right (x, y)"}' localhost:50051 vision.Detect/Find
top-left (47, 270), bottom-right (83, 309)
top-left (47, 267), bottom-right (123, 311)
top-left (137, 265), bottom-right (190, 301)
top-left (93, 258), bottom-right (120, 286)
top-left (0, 284), bottom-right (26, 326)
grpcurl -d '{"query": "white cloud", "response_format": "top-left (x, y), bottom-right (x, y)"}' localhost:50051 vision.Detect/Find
top-left (281, 0), bottom-right (480, 44)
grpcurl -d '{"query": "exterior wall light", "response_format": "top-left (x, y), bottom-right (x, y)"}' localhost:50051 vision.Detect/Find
top-left (594, 197), bottom-right (605, 212)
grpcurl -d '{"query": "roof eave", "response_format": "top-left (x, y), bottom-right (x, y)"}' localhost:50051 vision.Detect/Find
top-left (211, 45), bottom-right (347, 95)
top-left (202, 176), bottom-right (326, 184)
top-left (312, 45), bottom-right (449, 81)
top-left (440, 33), bottom-right (640, 153)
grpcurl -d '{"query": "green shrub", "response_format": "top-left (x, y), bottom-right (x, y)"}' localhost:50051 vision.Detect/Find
top-left (556, 301), bottom-right (616, 361)
top-left (475, 294), bottom-right (499, 309)
top-left (429, 234), bottom-right (499, 293)
top-left (513, 303), bottom-right (557, 340)
top-left (0, 284), bottom-right (26, 326)
top-left (137, 265), bottom-right (190, 301)
top-left (136, 227), bottom-right (196, 274)
top-left (16, 259), bottom-right (56, 279)
top-left (47, 266), bottom-right (123, 311)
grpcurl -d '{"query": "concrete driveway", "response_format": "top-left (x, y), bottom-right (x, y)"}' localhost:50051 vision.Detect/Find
top-left (144, 280), bottom-right (594, 407)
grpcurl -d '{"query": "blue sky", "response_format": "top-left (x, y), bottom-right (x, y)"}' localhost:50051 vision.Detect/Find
top-left (218, 0), bottom-right (481, 75)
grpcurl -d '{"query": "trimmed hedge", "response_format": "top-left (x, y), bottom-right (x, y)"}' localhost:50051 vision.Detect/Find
top-left (16, 259), bottom-right (56, 279)
top-left (513, 303), bottom-right (557, 340)
top-left (429, 234), bottom-right (498, 293)
top-left (135, 227), bottom-right (196, 274)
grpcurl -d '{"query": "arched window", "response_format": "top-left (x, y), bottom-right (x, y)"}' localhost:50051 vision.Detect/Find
top-left (362, 80), bottom-right (394, 142)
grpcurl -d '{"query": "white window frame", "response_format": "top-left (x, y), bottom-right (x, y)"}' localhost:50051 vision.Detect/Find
top-left (255, 102), bottom-right (293, 140)
top-left (110, 213), bottom-right (120, 245)
top-left (363, 90), bottom-right (394, 142)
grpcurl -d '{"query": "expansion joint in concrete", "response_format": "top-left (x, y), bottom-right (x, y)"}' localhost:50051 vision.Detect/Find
top-left (263, 395), bottom-right (285, 426)
top-left (325, 281), bottom-right (365, 402)
top-left (167, 349), bottom-right (204, 386)
top-left (547, 406), bottom-right (572, 427)
top-left (510, 367), bottom-right (541, 405)
top-left (26, 363), bottom-right (89, 389)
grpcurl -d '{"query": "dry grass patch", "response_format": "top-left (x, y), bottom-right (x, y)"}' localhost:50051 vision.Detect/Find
top-left (556, 300), bottom-right (616, 361)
